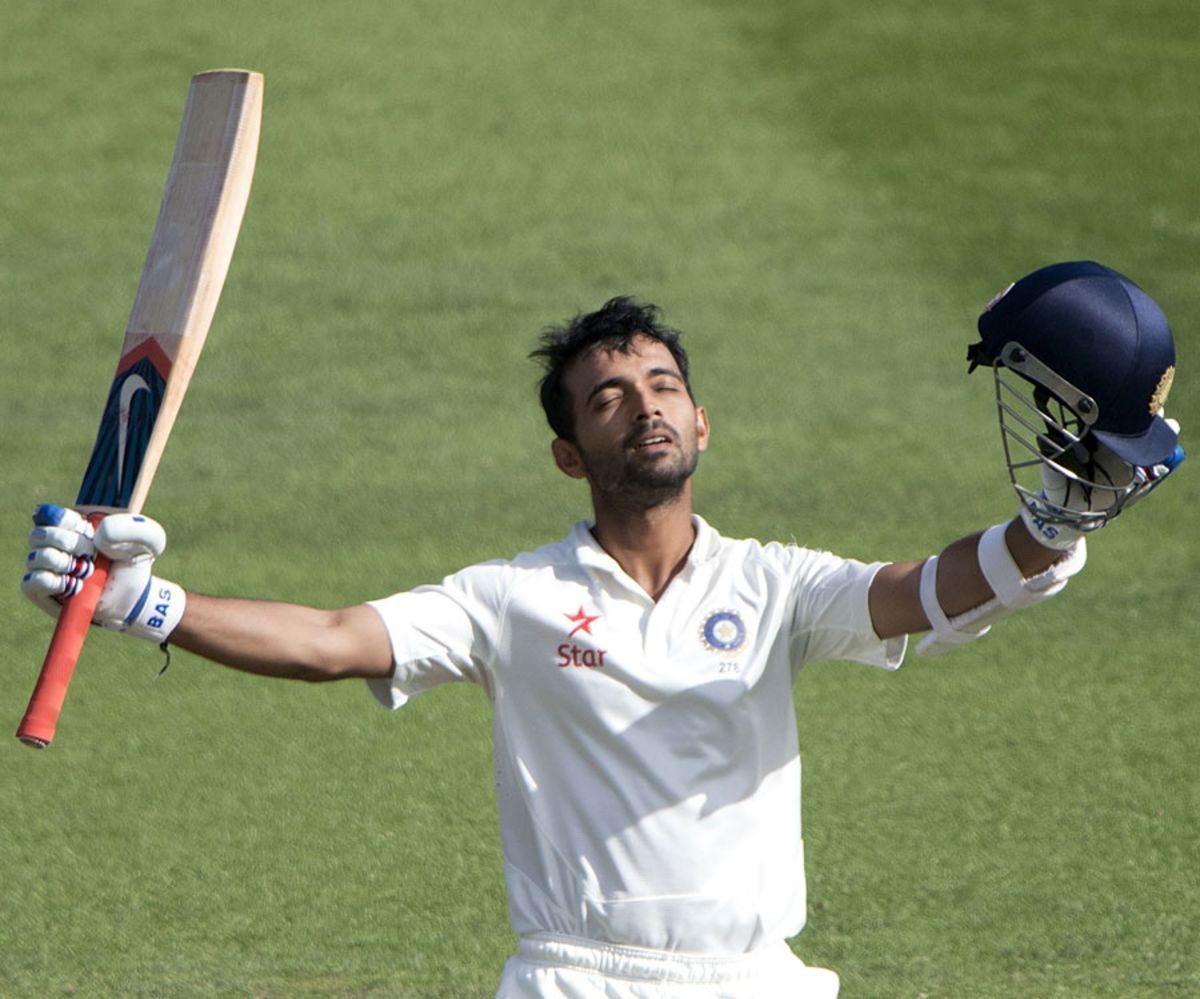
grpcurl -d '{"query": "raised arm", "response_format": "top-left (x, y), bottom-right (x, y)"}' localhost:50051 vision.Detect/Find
top-left (866, 421), bottom-right (1179, 654)
top-left (22, 505), bottom-right (394, 681)
top-left (867, 260), bottom-right (1184, 653)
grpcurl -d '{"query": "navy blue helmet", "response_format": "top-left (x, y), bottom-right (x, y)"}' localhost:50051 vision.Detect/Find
top-left (969, 260), bottom-right (1177, 465)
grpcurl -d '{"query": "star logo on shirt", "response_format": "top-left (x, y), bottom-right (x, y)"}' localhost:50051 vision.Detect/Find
top-left (565, 606), bottom-right (601, 637)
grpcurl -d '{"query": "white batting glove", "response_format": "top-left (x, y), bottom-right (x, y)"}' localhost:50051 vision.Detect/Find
top-left (1019, 452), bottom-right (1124, 550)
top-left (1021, 417), bottom-right (1185, 550)
top-left (21, 504), bottom-right (186, 644)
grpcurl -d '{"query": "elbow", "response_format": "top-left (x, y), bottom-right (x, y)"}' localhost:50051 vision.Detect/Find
top-left (289, 654), bottom-right (382, 683)
top-left (283, 604), bottom-right (395, 683)
top-left (292, 662), bottom-right (341, 683)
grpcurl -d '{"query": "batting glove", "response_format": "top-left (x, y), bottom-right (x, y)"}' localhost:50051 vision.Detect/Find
top-left (1021, 417), bottom-right (1185, 550)
top-left (21, 504), bottom-right (186, 643)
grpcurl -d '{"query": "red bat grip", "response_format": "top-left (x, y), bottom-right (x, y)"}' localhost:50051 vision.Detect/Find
top-left (17, 550), bottom-right (112, 749)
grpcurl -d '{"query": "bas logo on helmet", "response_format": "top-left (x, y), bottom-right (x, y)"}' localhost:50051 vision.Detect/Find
top-left (701, 610), bottom-right (746, 654)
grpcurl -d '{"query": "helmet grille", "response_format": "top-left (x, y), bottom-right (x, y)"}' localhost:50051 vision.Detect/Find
top-left (993, 348), bottom-right (1142, 531)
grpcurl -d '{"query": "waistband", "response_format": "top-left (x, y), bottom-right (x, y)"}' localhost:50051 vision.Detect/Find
top-left (516, 933), bottom-right (797, 986)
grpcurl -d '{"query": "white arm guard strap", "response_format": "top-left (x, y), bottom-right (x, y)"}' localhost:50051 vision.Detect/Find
top-left (916, 521), bottom-right (1086, 657)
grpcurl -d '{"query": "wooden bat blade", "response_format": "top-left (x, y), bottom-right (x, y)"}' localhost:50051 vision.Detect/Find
top-left (78, 69), bottom-right (263, 515)
top-left (17, 70), bottom-right (263, 748)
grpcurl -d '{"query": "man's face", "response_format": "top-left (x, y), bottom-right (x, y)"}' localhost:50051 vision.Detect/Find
top-left (552, 335), bottom-right (709, 507)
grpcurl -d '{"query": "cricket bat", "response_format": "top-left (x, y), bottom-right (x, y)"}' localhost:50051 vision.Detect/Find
top-left (17, 69), bottom-right (264, 748)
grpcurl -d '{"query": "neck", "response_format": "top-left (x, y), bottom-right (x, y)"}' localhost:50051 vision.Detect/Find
top-left (589, 484), bottom-right (697, 601)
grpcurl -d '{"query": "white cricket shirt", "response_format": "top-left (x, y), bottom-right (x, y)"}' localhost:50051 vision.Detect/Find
top-left (367, 516), bottom-right (905, 954)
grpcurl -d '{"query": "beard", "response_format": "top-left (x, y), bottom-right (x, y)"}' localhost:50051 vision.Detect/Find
top-left (577, 423), bottom-right (701, 509)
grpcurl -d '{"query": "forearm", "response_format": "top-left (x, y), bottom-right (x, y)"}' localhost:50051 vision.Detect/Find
top-left (870, 519), bottom-right (1069, 639)
top-left (938, 519), bottom-right (1062, 617)
top-left (171, 593), bottom-right (394, 681)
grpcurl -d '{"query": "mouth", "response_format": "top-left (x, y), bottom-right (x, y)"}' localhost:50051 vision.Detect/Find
top-left (629, 432), bottom-right (673, 452)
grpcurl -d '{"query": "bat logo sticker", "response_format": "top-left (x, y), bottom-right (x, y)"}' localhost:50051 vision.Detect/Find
top-left (78, 359), bottom-right (167, 508)
top-left (116, 373), bottom-right (151, 497)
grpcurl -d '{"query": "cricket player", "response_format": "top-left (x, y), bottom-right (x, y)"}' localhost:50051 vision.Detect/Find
top-left (22, 262), bottom-right (1183, 997)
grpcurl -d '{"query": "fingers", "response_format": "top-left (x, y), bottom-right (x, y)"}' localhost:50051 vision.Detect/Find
top-left (21, 560), bottom-right (92, 620)
top-left (22, 566), bottom-right (90, 600)
top-left (28, 523), bottom-right (98, 558)
top-left (1123, 443), bottom-right (1186, 509)
top-left (26, 506), bottom-right (167, 562)
top-left (23, 505), bottom-right (91, 618)
top-left (24, 505), bottom-right (98, 620)
top-left (33, 503), bottom-right (96, 534)
top-left (29, 504), bottom-right (98, 558)
top-left (26, 546), bottom-right (94, 579)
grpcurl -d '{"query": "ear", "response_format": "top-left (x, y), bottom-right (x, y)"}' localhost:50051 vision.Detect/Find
top-left (551, 438), bottom-right (588, 479)
top-left (695, 405), bottom-right (710, 453)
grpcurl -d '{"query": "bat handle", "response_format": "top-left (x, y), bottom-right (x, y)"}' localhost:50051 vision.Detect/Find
top-left (16, 516), bottom-right (111, 749)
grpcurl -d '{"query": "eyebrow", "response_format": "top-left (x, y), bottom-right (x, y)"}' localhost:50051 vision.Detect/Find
top-left (585, 367), bottom-right (685, 404)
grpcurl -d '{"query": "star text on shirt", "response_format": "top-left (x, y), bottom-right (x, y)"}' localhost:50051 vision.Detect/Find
top-left (559, 606), bottom-right (606, 668)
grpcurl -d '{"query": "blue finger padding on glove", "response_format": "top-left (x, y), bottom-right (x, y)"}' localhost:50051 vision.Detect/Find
top-left (1166, 445), bottom-right (1186, 472)
top-left (33, 503), bottom-right (68, 527)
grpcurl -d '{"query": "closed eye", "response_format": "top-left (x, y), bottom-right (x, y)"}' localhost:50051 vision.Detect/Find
top-left (585, 368), bottom-right (687, 410)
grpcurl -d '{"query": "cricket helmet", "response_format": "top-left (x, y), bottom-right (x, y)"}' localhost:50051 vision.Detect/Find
top-left (967, 260), bottom-right (1180, 530)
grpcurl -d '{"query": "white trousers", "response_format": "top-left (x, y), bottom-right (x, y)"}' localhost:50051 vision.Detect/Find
top-left (496, 933), bottom-right (839, 998)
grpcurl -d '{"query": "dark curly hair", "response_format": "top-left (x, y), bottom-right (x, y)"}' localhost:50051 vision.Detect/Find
top-left (530, 296), bottom-right (694, 440)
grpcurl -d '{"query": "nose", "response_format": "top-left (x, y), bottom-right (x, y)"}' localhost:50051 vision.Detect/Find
top-left (632, 385), bottom-right (662, 421)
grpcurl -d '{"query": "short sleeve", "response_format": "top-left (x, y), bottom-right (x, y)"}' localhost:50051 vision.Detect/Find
top-left (786, 550), bottom-right (906, 672)
top-left (364, 561), bottom-right (509, 709)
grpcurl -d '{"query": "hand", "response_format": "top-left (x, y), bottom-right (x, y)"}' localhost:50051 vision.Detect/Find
top-left (22, 504), bottom-right (186, 643)
top-left (1118, 418), bottom-right (1186, 512)
top-left (1021, 418), bottom-right (1185, 548)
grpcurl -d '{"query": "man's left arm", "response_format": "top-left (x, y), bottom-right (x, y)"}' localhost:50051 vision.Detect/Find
top-left (868, 518), bottom-right (1069, 642)
top-left (868, 433), bottom-right (1183, 653)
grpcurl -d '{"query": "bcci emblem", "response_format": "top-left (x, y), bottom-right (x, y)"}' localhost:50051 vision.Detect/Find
top-left (701, 610), bottom-right (746, 654)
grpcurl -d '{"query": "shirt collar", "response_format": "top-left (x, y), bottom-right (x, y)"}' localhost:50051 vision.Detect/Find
top-left (570, 514), bottom-right (720, 579)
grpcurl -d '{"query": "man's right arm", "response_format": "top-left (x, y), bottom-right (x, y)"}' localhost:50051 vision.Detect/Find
top-left (22, 506), bottom-right (395, 683)
top-left (172, 595), bottom-right (394, 681)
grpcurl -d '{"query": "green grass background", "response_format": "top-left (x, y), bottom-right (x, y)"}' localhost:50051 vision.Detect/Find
top-left (2, 1), bottom-right (1197, 995)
